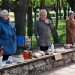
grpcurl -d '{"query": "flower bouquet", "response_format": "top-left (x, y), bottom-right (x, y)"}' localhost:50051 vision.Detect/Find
top-left (0, 46), bottom-right (4, 56)
top-left (0, 47), bottom-right (4, 68)
top-left (0, 50), bottom-right (4, 56)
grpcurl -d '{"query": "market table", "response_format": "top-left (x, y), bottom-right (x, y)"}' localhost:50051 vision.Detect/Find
top-left (0, 47), bottom-right (75, 75)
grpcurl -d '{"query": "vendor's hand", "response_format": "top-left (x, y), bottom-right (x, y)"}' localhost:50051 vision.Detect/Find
top-left (44, 19), bottom-right (50, 24)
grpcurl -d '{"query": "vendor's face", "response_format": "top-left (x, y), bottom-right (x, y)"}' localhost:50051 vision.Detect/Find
top-left (70, 14), bottom-right (74, 19)
top-left (40, 14), bottom-right (47, 20)
top-left (3, 14), bottom-right (9, 20)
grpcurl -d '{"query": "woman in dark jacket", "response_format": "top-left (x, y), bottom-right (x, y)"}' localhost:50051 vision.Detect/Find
top-left (34, 9), bottom-right (53, 51)
top-left (0, 9), bottom-right (17, 60)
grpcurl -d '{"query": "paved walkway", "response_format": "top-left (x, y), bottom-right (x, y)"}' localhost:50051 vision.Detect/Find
top-left (40, 63), bottom-right (75, 75)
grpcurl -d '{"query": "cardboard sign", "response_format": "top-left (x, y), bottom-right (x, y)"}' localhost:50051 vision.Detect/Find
top-left (54, 53), bottom-right (62, 60)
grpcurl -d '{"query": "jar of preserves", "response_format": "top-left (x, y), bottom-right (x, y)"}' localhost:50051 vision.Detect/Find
top-left (23, 50), bottom-right (29, 59)
top-left (29, 51), bottom-right (32, 59)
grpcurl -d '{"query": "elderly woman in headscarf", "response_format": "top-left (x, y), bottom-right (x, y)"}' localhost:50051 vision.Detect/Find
top-left (0, 9), bottom-right (17, 60)
top-left (34, 9), bottom-right (53, 51)
top-left (66, 11), bottom-right (75, 44)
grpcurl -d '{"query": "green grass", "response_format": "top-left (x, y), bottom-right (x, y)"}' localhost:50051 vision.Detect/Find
top-left (57, 19), bottom-right (66, 43)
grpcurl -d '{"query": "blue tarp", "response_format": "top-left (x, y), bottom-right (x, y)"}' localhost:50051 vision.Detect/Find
top-left (16, 36), bottom-right (25, 47)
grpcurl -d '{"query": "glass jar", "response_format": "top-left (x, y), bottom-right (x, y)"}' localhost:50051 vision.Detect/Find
top-left (29, 51), bottom-right (32, 59)
top-left (23, 50), bottom-right (29, 59)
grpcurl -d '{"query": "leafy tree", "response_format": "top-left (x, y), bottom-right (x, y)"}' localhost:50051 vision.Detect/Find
top-left (1, 0), bottom-right (12, 11)
top-left (67, 0), bottom-right (75, 12)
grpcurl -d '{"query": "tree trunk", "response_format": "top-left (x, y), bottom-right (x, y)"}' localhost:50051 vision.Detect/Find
top-left (59, 0), bottom-right (62, 19)
top-left (67, 7), bottom-right (70, 17)
top-left (14, 0), bottom-right (29, 36)
top-left (56, 0), bottom-right (58, 29)
top-left (33, 0), bottom-right (36, 21)
top-left (27, 4), bottom-right (33, 37)
top-left (14, 11), bottom-right (26, 36)
top-left (40, 0), bottom-right (45, 9)
top-left (63, 7), bottom-right (67, 20)
top-left (14, 0), bottom-right (29, 53)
